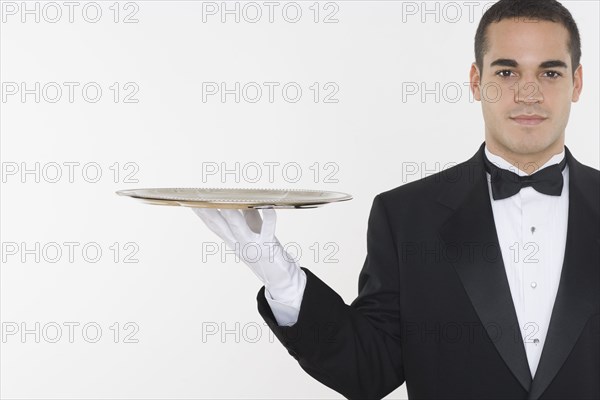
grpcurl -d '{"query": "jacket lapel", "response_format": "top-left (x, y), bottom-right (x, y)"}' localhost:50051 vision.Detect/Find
top-left (438, 142), bottom-right (533, 392)
top-left (527, 146), bottom-right (600, 399)
top-left (437, 142), bottom-right (600, 397)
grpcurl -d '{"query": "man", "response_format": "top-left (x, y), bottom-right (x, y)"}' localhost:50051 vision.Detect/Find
top-left (194, 0), bottom-right (599, 398)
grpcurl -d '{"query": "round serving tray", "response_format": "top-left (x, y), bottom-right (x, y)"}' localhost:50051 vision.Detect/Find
top-left (116, 187), bottom-right (353, 209)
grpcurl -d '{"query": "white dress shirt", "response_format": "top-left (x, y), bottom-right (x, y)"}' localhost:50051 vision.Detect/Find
top-left (484, 144), bottom-right (568, 378)
top-left (265, 144), bottom-right (569, 379)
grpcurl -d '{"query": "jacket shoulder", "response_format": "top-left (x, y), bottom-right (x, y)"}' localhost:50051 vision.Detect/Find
top-left (376, 159), bottom-right (475, 205)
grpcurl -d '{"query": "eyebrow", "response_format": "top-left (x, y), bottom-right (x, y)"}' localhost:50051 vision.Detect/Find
top-left (489, 58), bottom-right (568, 69)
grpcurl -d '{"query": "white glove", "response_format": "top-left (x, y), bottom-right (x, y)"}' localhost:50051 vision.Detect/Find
top-left (191, 207), bottom-right (306, 305)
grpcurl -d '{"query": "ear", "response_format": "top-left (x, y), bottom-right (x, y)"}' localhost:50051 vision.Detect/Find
top-left (571, 64), bottom-right (583, 102)
top-left (470, 62), bottom-right (482, 101)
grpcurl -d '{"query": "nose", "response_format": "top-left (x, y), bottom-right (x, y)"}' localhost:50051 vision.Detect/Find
top-left (513, 77), bottom-right (544, 104)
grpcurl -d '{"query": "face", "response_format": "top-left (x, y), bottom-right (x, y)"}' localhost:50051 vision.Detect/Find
top-left (470, 18), bottom-right (583, 159)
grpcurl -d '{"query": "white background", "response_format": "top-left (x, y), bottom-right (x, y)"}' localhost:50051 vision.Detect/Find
top-left (1, 1), bottom-right (598, 399)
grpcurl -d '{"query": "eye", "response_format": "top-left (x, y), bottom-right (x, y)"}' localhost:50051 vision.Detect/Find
top-left (495, 69), bottom-right (515, 78)
top-left (544, 70), bottom-right (563, 79)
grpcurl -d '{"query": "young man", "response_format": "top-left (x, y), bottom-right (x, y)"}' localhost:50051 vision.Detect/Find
top-left (194, 0), bottom-right (599, 398)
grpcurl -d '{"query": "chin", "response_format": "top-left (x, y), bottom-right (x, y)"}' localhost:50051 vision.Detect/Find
top-left (508, 135), bottom-right (559, 155)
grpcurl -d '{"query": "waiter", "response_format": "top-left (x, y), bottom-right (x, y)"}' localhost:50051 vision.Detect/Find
top-left (193, 0), bottom-right (599, 398)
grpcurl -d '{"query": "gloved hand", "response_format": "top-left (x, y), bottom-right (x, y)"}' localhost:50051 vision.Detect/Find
top-left (191, 207), bottom-right (306, 304)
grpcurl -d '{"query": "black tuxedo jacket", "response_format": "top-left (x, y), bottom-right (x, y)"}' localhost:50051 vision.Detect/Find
top-left (256, 142), bottom-right (599, 399)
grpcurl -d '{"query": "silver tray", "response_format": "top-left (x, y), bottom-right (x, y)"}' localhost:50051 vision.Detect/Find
top-left (116, 188), bottom-right (353, 209)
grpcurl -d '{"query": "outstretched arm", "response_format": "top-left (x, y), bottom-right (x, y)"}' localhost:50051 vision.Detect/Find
top-left (257, 194), bottom-right (405, 400)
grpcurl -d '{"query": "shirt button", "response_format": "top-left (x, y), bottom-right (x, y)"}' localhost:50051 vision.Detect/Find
top-left (531, 226), bottom-right (536, 234)
top-left (533, 338), bottom-right (540, 344)
top-left (531, 282), bottom-right (537, 288)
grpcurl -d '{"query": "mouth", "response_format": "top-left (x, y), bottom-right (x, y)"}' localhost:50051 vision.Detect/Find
top-left (510, 115), bottom-right (547, 126)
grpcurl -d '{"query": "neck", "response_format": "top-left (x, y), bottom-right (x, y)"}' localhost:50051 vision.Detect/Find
top-left (484, 138), bottom-right (565, 175)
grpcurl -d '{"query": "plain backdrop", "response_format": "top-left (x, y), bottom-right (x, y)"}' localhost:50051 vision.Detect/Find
top-left (1, 1), bottom-right (598, 399)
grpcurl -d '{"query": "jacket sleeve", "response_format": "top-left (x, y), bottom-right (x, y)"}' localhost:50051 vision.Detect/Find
top-left (256, 194), bottom-right (405, 400)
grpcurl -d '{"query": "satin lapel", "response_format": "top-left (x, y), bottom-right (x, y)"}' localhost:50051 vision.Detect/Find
top-left (438, 142), bottom-right (533, 392)
top-left (527, 147), bottom-right (600, 400)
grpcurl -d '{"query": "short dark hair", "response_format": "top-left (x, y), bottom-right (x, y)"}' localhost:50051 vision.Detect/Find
top-left (475, 0), bottom-right (581, 77)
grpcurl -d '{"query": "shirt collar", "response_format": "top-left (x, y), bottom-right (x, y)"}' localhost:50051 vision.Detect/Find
top-left (484, 144), bottom-right (566, 177)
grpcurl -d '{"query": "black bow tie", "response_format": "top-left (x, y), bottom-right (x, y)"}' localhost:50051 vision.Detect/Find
top-left (483, 151), bottom-right (567, 200)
